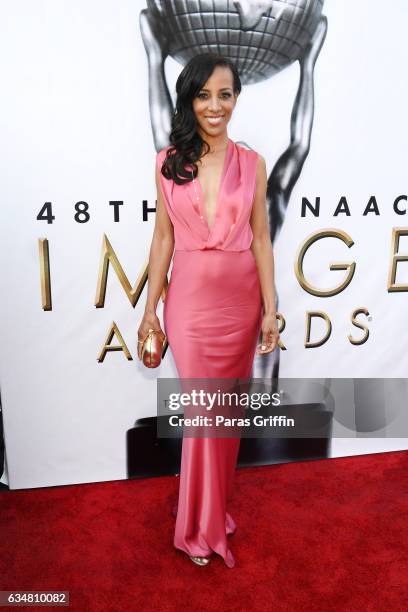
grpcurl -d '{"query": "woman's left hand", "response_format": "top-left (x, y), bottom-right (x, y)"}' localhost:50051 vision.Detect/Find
top-left (256, 313), bottom-right (280, 355)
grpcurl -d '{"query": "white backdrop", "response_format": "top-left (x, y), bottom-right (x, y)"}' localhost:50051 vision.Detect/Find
top-left (0, 0), bottom-right (406, 489)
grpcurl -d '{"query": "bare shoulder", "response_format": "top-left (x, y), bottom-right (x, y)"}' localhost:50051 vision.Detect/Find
top-left (256, 152), bottom-right (267, 177)
top-left (256, 152), bottom-right (266, 166)
top-left (235, 142), bottom-right (265, 170)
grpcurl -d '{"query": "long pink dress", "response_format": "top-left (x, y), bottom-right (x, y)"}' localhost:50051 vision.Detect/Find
top-left (156, 138), bottom-right (263, 568)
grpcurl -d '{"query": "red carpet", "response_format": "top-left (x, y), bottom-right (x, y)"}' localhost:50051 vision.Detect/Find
top-left (1, 451), bottom-right (407, 611)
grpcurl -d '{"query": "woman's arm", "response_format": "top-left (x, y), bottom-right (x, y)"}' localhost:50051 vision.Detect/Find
top-left (250, 154), bottom-right (280, 353)
top-left (144, 163), bottom-right (174, 314)
top-left (138, 162), bottom-right (174, 356)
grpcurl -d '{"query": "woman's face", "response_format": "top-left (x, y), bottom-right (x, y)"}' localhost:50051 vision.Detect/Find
top-left (192, 65), bottom-right (239, 139)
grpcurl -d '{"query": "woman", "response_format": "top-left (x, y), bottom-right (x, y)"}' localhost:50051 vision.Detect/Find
top-left (138, 53), bottom-right (279, 568)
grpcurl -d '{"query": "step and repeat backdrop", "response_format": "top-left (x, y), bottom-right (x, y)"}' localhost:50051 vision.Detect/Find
top-left (1, 0), bottom-right (407, 489)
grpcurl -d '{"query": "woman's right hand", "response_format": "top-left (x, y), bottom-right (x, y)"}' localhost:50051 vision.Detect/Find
top-left (137, 310), bottom-right (165, 360)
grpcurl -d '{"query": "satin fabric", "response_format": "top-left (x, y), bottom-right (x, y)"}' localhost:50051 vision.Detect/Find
top-left (157, 138), bottom-right (258, 251)
top-left (156, 139), bottom-right (263, 567)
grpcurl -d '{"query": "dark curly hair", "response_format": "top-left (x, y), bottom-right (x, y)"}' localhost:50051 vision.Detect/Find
top-left (160, 53), bottom-right (241, 185)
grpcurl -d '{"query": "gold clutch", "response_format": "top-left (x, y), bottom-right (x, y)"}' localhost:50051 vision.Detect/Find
top-left (139, 328), bottom-right (166, 368)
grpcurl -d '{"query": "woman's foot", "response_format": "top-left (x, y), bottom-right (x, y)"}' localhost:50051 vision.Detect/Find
top-left (188, 554), bottom-right (211, 566)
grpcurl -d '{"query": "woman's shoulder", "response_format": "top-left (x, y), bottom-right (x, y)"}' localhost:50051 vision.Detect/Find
top-left (235, 142), bottom-right (265, 175)
top-left (235, 141), bottom-right (264, 163)
top-left (156, 144), bottom-right (172, 163)
top-left (156, 145), bottom-right (174, 178)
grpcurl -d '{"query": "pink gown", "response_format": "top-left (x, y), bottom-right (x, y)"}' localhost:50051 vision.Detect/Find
top-left (156, 138), bottom-right (263, 568)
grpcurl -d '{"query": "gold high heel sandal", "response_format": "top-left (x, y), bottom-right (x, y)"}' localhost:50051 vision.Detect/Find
top-left (188, 555), bottom-right (211, 566)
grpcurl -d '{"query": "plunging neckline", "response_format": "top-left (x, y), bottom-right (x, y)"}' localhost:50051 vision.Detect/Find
top-left (195, 138), bottom-right (231, 233)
